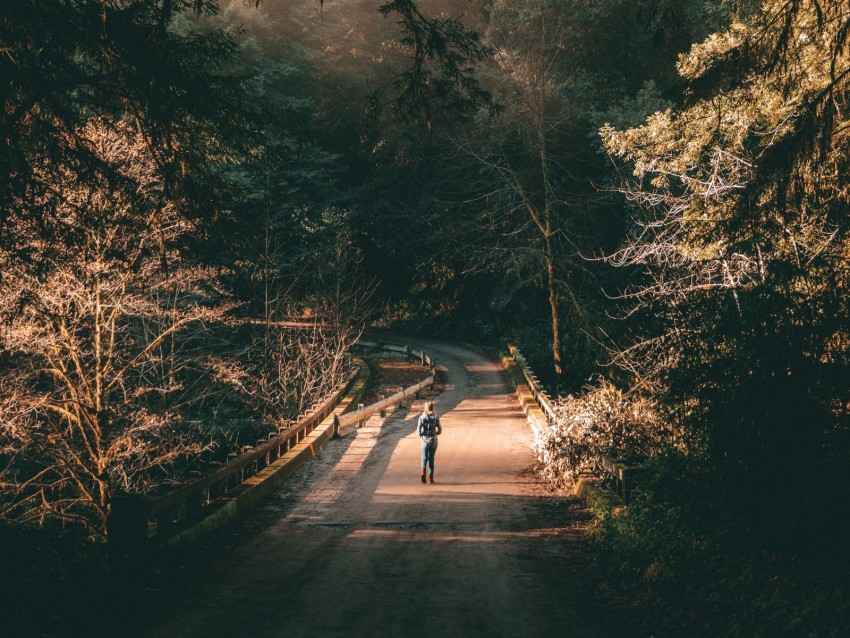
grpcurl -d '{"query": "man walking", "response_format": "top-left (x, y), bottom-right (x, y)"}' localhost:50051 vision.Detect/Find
top-left (418, 401), bottom-right (442, 484)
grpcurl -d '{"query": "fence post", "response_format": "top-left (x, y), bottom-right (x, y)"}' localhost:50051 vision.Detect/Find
top-left (333, 413), bottom-right (340, 438)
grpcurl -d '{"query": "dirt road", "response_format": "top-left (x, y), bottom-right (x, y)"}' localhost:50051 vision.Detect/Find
top-left (132, 338), bottom-right (661, 638)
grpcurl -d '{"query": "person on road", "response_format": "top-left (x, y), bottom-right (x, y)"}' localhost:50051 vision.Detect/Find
top-left (418, 401), bottom-right (442, 484)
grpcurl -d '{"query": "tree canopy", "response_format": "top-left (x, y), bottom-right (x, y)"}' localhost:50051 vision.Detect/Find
top-left (2, 0), bottom-right (850, 633)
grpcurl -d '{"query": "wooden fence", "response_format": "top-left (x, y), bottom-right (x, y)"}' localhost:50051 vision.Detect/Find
top-left (340, 341), bottom-right (435, 428)
top-left (507, 344), bottom-right (557, 425)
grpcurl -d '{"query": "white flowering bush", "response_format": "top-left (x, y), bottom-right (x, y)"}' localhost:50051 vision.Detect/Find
top-left (533, 377), bottom-right (672, 487)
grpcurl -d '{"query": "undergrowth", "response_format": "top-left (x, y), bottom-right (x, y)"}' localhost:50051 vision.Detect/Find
top-left (591, 452), bottom-right (850, 637)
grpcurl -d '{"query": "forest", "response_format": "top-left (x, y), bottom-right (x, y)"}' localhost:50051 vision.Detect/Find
top-left (2, 1), bottom-right (849, 636)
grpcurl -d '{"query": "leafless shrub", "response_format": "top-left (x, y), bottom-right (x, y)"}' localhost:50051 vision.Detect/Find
top-left (243, 245), bottom-right (375, 423)
top-left (532, 377), bottom-right (676, 487)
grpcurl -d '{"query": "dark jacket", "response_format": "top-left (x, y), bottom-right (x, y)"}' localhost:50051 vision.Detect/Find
top-left (418, 412), bottom-right (442, 440)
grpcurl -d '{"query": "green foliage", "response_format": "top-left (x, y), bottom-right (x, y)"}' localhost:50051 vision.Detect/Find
top-left (0, 0), bottom-right (252, 250)
top-left (373, 0), bottom-right (495, 125)
top-left (594, 0), bottom-right (850, 633)
top-left (595, 451), bottom-right (850, 636)
top-left (602, 0), bottom-right (850, 527)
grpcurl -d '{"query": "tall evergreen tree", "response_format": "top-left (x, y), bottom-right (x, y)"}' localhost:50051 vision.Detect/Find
top-left (603, 0), bottom-right (850, 549)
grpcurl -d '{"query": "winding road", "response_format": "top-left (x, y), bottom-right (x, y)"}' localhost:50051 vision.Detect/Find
top-left (132, 337), bottom-right (662, 638)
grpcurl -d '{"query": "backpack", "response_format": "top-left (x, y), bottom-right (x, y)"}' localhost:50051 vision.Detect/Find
top-left (420, 414), bottom-right (439, 439)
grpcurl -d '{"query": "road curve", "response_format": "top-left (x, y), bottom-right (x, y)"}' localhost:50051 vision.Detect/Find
top-left (134, 337), bottom-right (656, 638)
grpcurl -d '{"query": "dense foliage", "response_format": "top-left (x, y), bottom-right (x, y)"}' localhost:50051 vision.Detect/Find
top-left (0, 0), bottom-right (365, 539)
top-left (596, 1), bottom-right (850, 634)
top-left (603, 0), bottom-right (850, 535)
top-left (3, 0), bottom-right (850, 633)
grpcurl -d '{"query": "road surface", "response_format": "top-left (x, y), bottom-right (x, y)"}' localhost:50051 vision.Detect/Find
top-left (132, 337), bottom-right (662, 638)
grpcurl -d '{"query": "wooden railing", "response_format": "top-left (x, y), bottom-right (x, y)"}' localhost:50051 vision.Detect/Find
top-left (355, 340), bottom-right (434, 370)
top-left (507, 344), bottom-right (557, 423)
top-left (109, 341), bottom-right (435, 546)
top-left (598, 455), bottom-right (645, 503)
top-left (341, 341), bottom-right (435, 428)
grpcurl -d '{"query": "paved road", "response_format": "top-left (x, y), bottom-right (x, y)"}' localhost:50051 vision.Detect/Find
top-left (133, 338), bottom-right (658, 638)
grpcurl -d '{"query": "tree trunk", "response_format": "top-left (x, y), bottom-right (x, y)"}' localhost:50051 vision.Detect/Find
top-left (545, 237), bottom-right (563, 377)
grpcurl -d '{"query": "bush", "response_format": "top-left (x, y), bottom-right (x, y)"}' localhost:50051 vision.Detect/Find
top-left (594, 452), bottom-right (850, 637)
top-left (532, 377), bottom-right (676, 486)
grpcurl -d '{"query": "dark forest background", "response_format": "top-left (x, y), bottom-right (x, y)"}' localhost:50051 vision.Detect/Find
top-left (2, 1), bottom-right (850, 635)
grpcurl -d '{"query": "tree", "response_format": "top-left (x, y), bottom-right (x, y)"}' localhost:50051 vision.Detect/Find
top-left (0, 0), bottom-right (250, 260)
top-left (602, 0), bottom-right (850, 546)
top-left (0, 1), bottom-right (262, 539)
top-left (372, 0), bottom-right (494, 126)
top-left (236, 242), bottom-right (377, 423)
top-left (0, 117), bottom-right (235, 539)
top-left (446, 0), bottom-right (626, 380)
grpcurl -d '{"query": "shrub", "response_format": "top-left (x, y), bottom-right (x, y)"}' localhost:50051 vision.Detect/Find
top-left (532, 377), bottom-right (676, 486)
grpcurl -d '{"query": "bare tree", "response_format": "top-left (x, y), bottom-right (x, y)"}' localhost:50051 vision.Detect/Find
top-left (230, 242), bottom-right (377, 424)
top-left (0, 117), bottom-right (231, 539)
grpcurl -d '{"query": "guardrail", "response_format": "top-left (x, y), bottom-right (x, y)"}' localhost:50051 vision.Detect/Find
top-left (355, 340), bottom-right (434, 370)
top-left (507, 344), bottom-right (557, 423)
top-left (109, 340), bottom-right (435, 546)
top-left (341, 341), bottom-right (435, 429)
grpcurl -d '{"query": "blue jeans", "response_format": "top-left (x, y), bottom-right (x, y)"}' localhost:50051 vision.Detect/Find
top-left (421, 437), bottom-right (438, 473)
